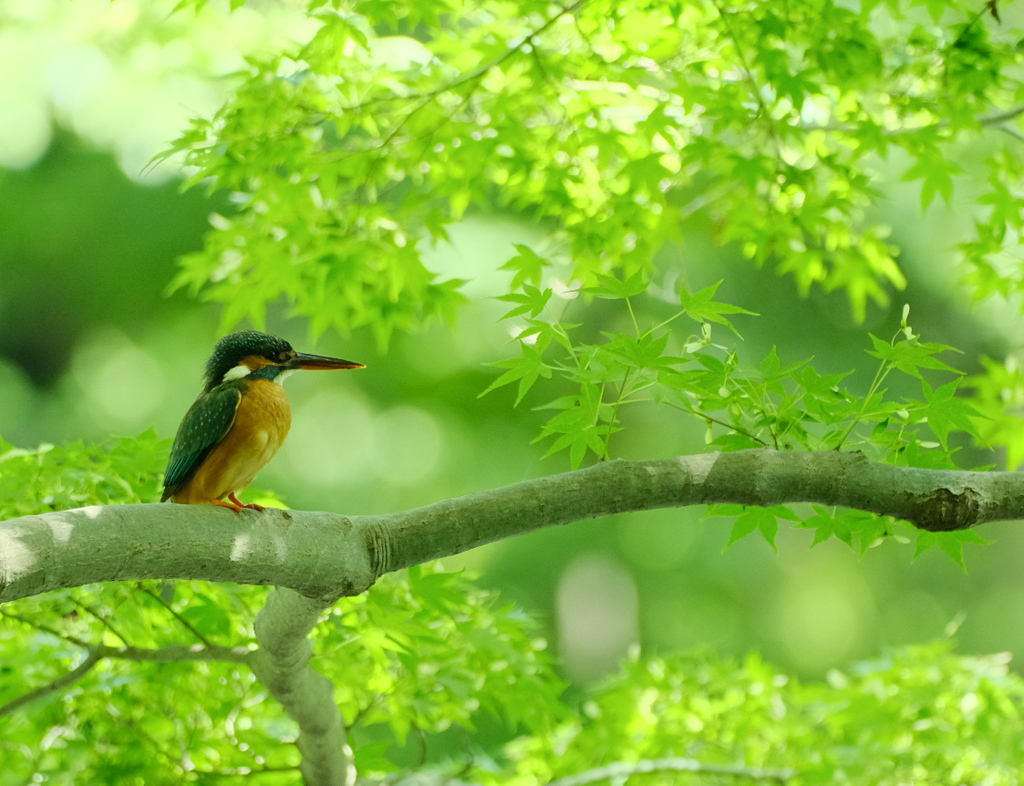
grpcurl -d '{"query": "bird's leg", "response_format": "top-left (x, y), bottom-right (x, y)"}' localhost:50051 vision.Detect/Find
top-left (211, 497), bottom-right (245, 513)
top-left (228, 492), bottom-right (266, 512)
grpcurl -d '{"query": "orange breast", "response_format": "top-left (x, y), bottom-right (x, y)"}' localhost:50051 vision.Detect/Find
top-left (172, 380), bottom-right (292, 504)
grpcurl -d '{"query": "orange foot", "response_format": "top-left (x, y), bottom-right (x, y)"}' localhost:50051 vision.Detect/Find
top-left (229, 493), bottom-right (265, 512)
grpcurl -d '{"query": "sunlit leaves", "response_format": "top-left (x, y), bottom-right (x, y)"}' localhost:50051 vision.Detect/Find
top-left (679, 280), bottom-right (757, 335)
top-left (322, 564), bottom-right (567, 764)
top-left (0, 430), bottom-right (167, 519)
top-left (481, 279), bottom-right (979, 558)
top-left (479, 344), bottom-right (553, 405)
top-left (164, 0), bottom-right (1024, 343)
top-left (498, 643), bottom-right (1024, 786)
top-left (0, 566), bottom-right (567, 783)
top-left (967, 355), bottom-right (1024, 470)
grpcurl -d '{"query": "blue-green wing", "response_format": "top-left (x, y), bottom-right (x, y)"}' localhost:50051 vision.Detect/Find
top-left (161, 384), bottom-right (242, 500)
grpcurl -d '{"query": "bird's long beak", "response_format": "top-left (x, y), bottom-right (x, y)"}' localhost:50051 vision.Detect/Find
top-left (286, 352), bottom-right (365, 371)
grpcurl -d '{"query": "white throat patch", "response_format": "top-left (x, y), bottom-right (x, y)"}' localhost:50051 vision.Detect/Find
top-left (223, 364), bottom-right (252, 381)
top-left (275, 368), bottom-right (296, 384)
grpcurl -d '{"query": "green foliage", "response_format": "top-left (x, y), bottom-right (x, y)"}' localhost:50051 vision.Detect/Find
top-left (0, 582), bottom-right (281, 785)
top-left (156, 0), bottom-right (1018, 559)
top-left (494, 641), bottom-right (1024, 785)
top-left (164, 0), bottom-right (1023, 339)
top-left (968, 354), bottom-right (1024, 470)
top-left (6, 569), bottom-right (1024, 784)
top-left (7, 0), bottom-right (1024, 782)
top-left (0, 566), bottom-right (564, 784)
top-left (324, 564), bottom-right (567, 771)
top-left (0, 430), bottom-right (167, 519)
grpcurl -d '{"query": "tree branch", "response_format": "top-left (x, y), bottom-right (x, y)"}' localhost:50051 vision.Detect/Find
top-left (804, 102), bottom-right (1024, 135)
top-left (3, 449), bottom-right (1019, 786)
top-left (94, 642), bottom-right (253, 664)
top-left (0, 651), bottom-right (102, 718)
top-left (137, 583), bottom-right (215, 647)
top-left (249, 587), bottom-right (354, 786)
top-left (2, 450), bottom-right (1022, 605)
top-left (0, 641), bottom-right (251, 719)
top-left (546, 757), bottom-right (796, 786)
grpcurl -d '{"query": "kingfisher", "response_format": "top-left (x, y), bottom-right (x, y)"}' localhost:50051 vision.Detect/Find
top-left (162, 331), bottom-right (364, 512)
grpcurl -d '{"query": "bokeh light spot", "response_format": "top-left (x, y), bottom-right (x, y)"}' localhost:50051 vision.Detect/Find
top-left (772, 563), bottom-right (875, 672)
top-left (284, 391), bottom-right (373, 487)
top-left (370, 405), bottom-right (443, 486)
top-left (72, 330), bottom-right (165, 431)
top-left (557, 553), bottom-right (639, 681)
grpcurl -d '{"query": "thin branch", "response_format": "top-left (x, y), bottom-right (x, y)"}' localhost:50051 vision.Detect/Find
top-left (95, 642), bottom-right (253, 664)
top-left (0, 609), bottom-right (94, 649)
top-left (709, 0), bottom-right (776, 144)
top-left (137, 583), bottom-right (214, 647)
top-left (0, 651), bottom-right (102, 718)
top-left (980, 103), bottom-right (1024, 125)
top-left (661, 400), bottom-right (772, 447)
top-left (602, 369), bottom-right (633, 460)
top-left (0, 640), bottom-right (250, 719)
top-left (803, 102), bottom-right (1024, 136)
top-left (348, 0), bottom-right (589, 149)
top-left (546, 757), bottom-right (797, 786)
top-left (189, 765), bottom-right (301, 777)
top-left (0, 610), bottom-right (249, 720)
top-left (71, 597), bottom-right (130, 646)
top-left (0, 609), bottom-right (251, 663)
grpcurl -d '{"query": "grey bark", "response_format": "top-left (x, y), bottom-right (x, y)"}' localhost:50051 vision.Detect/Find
top-left (2, 449), bottom-right (1018, 604)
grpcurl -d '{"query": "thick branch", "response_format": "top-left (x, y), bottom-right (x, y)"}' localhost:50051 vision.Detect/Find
top-left (2, 450), bottom-right (1022, 604)
top-left (249, 588), bottom-right (354, 786)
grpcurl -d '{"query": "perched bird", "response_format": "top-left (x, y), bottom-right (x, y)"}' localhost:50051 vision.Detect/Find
top-left (162, 331), bottom-right (364, 512)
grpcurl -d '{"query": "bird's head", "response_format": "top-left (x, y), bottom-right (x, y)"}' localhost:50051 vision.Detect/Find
top-left (203, 331), bottom-right (364, 390)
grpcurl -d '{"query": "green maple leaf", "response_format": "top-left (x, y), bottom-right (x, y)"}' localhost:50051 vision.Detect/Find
top-left (679, 280), bottom-right (758, 335)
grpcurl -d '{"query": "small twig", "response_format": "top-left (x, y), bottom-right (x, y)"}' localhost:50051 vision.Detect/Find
top-left (547, 756), bottom-right (797, 786)
top-left (71, 597), bottom-right (130, 646)
top-left (0, 609), bottom-right (93, 649)
top-left (0, 641), bottom-right (251, 719)
top-left (352, 0), bottom-right (590, 172)
top-left (137, 583), bottom-right (214, 647)
top-left (95, 642), bottom-right (253, 664)
top-left (979, 103), bottom-right (1024, 125)
top-left (662, 400), bottom-right (771, 447)
top-left (709, 0), bottom-right (775, 139)
top-left (804, 102), bottom-right (1024, 136)
top-left (602, 369), bottom-right (633, 460)
top-left (190, 765), bottom-right (301, 777)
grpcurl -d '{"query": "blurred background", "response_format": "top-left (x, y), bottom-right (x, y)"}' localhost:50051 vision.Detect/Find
top-left (3, 0), bottom-right (1024, 685)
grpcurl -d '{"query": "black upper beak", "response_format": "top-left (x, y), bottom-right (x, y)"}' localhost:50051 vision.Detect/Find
top-left (285, 352), bottom-right (365, 371)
